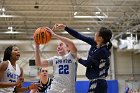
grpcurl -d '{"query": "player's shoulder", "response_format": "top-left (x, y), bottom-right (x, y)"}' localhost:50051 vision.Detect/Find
top-left (98, 47), bottom-right (110, 57)
top-left (53, 56), bottom-right (61, 59)
top-left (47, 56), bottom-right (60, 61)
top-left (67, 52), bottom-right (76, 59)
top-left (65, 52), bottom-right (72, 57)
top-left (0, 61), bottom-right (9, 71)
top-left (53, 56), bottom-right (58, 58)
top-left (0, 61), bottom-right (9, 66)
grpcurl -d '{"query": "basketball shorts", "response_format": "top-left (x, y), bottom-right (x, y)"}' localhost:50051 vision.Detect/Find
top-left (88, 79), bottom-right (107, 93)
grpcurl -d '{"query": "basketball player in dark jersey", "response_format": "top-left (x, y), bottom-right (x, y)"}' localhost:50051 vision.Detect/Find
top-left (54, 24), bottom-right (112, 93)
top-left (30, 67), bottom-right (52, 93)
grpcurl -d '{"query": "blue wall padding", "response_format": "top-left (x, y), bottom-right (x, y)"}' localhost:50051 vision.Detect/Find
top-left (76, 81), bottom-right (89, 93)
top-left (23, 80), bottom-right (118, 93)
top-left (107, 80), bottom-right (118, 93)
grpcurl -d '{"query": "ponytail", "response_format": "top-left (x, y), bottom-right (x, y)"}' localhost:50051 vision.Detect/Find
top-left (106, 41), bottom-right (112, 50)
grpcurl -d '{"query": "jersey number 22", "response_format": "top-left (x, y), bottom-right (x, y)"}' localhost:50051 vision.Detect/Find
top-left (59, 65), bottom-right (69, 74)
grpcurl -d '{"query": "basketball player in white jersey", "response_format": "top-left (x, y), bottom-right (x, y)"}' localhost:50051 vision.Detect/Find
top-left (35, 27), bottom-right (78, 93)
top-left (0, 45), bottom-right (39, 93)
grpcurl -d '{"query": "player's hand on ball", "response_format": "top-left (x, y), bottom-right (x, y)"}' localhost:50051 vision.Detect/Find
top-left (35, 41), bottom-right (40, 45)
top-left (34, 27), bottom-right (52, 44)
top-left (46, 27), bottom-right (55, 36)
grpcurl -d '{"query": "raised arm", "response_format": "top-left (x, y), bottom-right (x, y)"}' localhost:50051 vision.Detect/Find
top-left (47, 27), bottom-right (77, 57)
top-left (35, 44), bottom-right (49, 67)
top-left (53, 24), bottom-right (96, 45)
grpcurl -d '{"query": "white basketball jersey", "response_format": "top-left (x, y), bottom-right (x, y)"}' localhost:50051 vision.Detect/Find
top-left (47, 53), bottom-right (77, 93)
top-left (0, 60), bottom-right (21, 93)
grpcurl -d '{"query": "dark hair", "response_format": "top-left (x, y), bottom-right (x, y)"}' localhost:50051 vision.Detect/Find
top-left (3, 45), bottom-right (15, 61)
top-left (99, 27), bottom-right (112, 50)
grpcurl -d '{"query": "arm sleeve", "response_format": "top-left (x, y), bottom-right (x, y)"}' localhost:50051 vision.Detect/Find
top-left (78, 58), bottom-right (99, 68)
top-left (78, 58), bottom-right (89, 67)
top-left (65, 27), bottom-right (96, 45)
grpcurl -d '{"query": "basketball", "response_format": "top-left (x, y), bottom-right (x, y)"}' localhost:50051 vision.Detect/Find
top-left (34, 27), bottom-right (52, 44)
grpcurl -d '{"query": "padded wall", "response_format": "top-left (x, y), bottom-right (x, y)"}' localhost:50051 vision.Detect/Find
top-left (23, 80), bottom-right (118, 93)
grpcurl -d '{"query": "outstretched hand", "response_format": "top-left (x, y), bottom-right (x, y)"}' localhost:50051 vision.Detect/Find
top-left (53, 24), bottom-right (66, 31)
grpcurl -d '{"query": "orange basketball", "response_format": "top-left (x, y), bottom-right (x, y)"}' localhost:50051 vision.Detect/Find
top-left (34, 27), bottom-right (52, 44)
